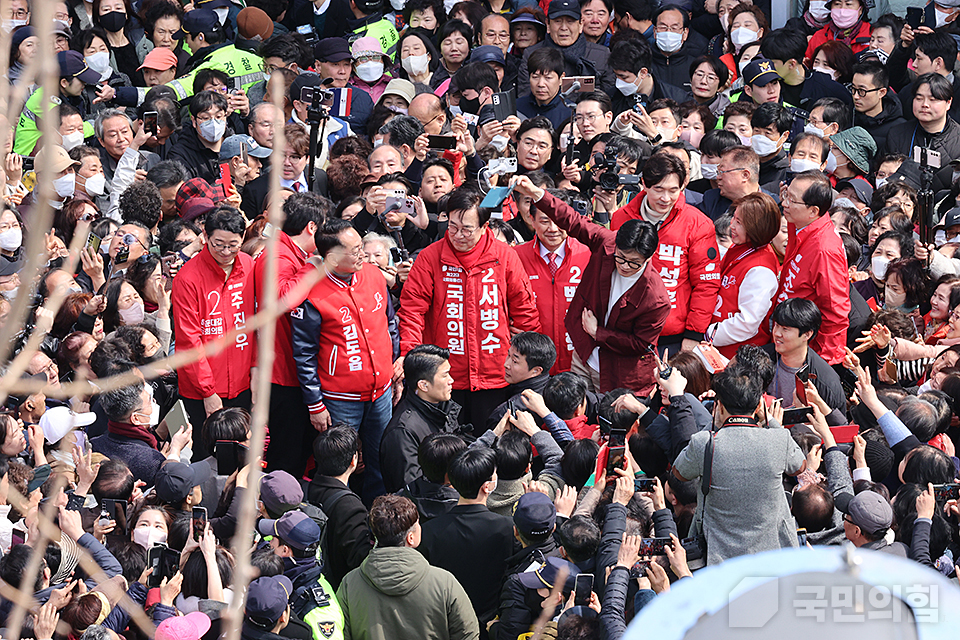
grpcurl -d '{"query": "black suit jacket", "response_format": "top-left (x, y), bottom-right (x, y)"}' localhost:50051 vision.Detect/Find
top-left (418, 504), bottom-right (517, 626)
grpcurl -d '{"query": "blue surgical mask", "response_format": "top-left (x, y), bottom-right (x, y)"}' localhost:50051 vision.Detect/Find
top-left (198, 118), bottom-right (226, 143)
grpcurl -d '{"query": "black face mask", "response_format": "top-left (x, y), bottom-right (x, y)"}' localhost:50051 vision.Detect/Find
top-left (458, 94), bottom-right (481, 115)
top-left (99, 10), bottom-right (127, 33)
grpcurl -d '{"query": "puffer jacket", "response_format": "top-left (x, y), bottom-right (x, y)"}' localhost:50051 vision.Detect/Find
top-left (337, 546), bottom-right (479, 640)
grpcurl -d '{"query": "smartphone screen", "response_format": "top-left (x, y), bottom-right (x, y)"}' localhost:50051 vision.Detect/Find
top-left (147, 544), bottom-right (167, 587)
top-left (426, 135), bottom-right (457, 150)
top-left (143, 111), bottom-right (158, 136)
top-left (104, 498), bottom-right (127, 534)
top-left (192, 506), bottom-right (207, 542)
top-left (574, 574), bottom-right (593, 606)
top-left (606, 445), bottom-right (625, 475)
top-left (781, 406), bottom-right (813, 425)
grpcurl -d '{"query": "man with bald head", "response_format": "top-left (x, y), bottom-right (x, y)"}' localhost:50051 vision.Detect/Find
top-left (479, 14), bottom-right (519, 92)
top-left (409, 94), bottom-right (447, 136)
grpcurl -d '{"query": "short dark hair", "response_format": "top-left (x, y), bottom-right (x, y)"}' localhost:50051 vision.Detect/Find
top-left (527, 47), bottom-right (565, 77)
top-left (560, 439), bottom-right (600, 490)
top-left (642, 153), bottom-right (686, 190)
top-left (422, 157), bottom-right (455, 182)
top-left (441, 185), bottom-right (488, 226)
top-left (810, 97), bottom-right (851, 131)
top-left (751, 102), bottom-right (793, 134)
top-left (577, 91), bottom-right (613, 114)
top-left (772, 298), bottom-right (822, 340)
top-left (404, 344), bottom-right (450, 390)
top-left (733, 344), bottom-right (775, 389)
top-left (655, 4), bottom-right (689, 28)
top-left (202, 407), bottom-right (250, 455)
top-left (608, 39), bottom-right (652, 75)
top-left (314, 218), bottom-right (355, 259)
top-left (543, 372), bottom-right (587, 420)
top-left (647, 98), bottom-right (681, 127)
top-left (712, 363), bottom-right (763, 416)
top-left (494, 430), bottom-right (532, 480)
top-left (557, 516), bottom-right (601, 563)
top-left (915, 31), bottom-right (958, 73)
top-left (606, 135), bottom-right (643, 167)
top-left (760, 28), bottom-right (807, 64)
top-left (119, 180), bottom-right (162, 230)
top-left (204, 206), bottom-right (246, 236)
top-left (914, 72), bottom-right (955, 101)
top-left (100, 383), bottom-right (145, 422)
top-left (313, 424), bottom-right (360, 476)
top-left (189, 90), bottom-right (229, 118)
top-left (510, 331), bottom-right (557, 374)
top-left (368, 495), bottom-right (419, 547)
top-left (517, 115), bottom-right (555, 142)
top-left (419, 433), bottom-right (467, 485)
top-left (282, 192), bottom-right (329, 236)
top-left (380, 115), bottom-right (425, 149)
top-left (688, 55), bottom-right (729, 88)
top-left (146, 160), bottom-right (190, 190)
top-left (453, 61), bottom-right (499, 94)
top-left (260, 32), bottom-right (312, 68)
top-left (448, 446), bottom-right (496, 499)
top-left (193, 68), bottom-right (230, 95)
top-left (0, 545), bottom-right (44, 591)
top-left (615, 219), bottom-right (658, 259)
top-left (852, 60), bottom-right (888, 89)
top-left (699, 128), bottom-right (740, 157)
top-left (91, 459), bottom-right (134, 503)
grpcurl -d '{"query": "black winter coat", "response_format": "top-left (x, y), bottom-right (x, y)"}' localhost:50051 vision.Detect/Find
top-left (380, 394), bottom-right (462, 493)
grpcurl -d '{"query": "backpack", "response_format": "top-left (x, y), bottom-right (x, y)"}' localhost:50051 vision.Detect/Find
top-left (305, 490), bottom-right (353, 569)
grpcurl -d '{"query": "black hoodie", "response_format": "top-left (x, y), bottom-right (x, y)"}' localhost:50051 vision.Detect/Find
top-left (853, 93), bottom-right (906, 156)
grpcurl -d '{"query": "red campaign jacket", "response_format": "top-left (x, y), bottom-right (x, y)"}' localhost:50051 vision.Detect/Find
top-left (610, 191), bottom-right (721, 340)
top-left (253, 232), bottom-right (314, 388)
top-left (536, 192), bottom-right (671, 394)
top-left (291, 264), bottom-right (394, 411)
top-left (172, 247), bottom-right (256, 401)
top-left (711, 243), bottom-right (781, 358)
top-left (773, 215), bottom-right (851, 365)
top-left (805, 21), bottom-right (871, 63)
top-left (514, 237), bottom-right (591, 373)
top-left (398, 231), bottom-right (541, 392)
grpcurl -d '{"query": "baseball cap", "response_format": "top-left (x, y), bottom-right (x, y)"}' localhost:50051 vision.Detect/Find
top-left (176, 177), bottom-right (221, 213)
top-left (517, 556), bottom-right (578, 591)
top-left (470, 44), bottom-right (506, 66)
top-left (39, 406), bottom-right (96, 444)
top-left (245, 576), bottom-right (293, 628)
top-left (219, 134), bottom-right (271, 161)
top-left (835, 177), bottom-right (874, 207)
top-left (511, 13), bottom-right (546, 33)
top-left (257, 511), bottom-right (321, 550)
top-left (12, 26), bottom-right (35, 50)
top-left (35, 145), bottom-right (80, 174)
top-left (513, 492), bottom-right (557, 538)
top-left (314, 38), bottom-right (352, 63)
top-left (138, 47), bottom-right (179, 72)
top-left (29, 464), bottom-right (51, 493)
top-left (53, 21), bottom-right (71, 40)
top-left (156, 611), bottom-right (212, 640)
top-left (382, 78), bottom-right (415, 105)
top-left (237, 7), bottom-right (274, 42)
top-left (176, 9), bottom-right (221, 39)
top-left (259, 471), bottom-right (304, 515)
top-left (154, 461), bottom-right (213, 504)
top-left (938, 206), bottom-right (960, 229)
top-left (57, 50), bottom-right (101, 84)
top-left (742, 58), bottom-right (780, 87)
top-left (351, 36), bottom-right (387, 61)
top-left (547, 0), bottom-right (580, 20)
top-left (837, 490), bottom-right (893, 535)
top-left (0, 259), bottom-right (21, 278)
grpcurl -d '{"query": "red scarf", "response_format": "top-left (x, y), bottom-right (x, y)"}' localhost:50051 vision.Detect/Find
top-left (448, 229), bottom-right (492, 272)
top-left (107, 420), bottom-right (158, 449)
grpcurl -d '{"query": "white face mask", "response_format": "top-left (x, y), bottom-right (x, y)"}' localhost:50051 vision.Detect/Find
top-left (119, 300), bottom-right (145, 325)
top-left (356, 61), bottom-right (384, 83)
top-left (790, 158), bottom-right (821, 173)
top-left (616, 77), bottom-right (638, 96)
top-left (214, 6), bottom-right (229, 25)
top-left (82, 173), bottom-right (106, 196)
top-left (61, 130), bottom-right (84, 151)
top-left (443, 0), bottom-right (458, 15)
top-left (875, 176), bottom-right (888, 189)
top-left (813, 66), bottom-right (836, 81)
top-left (402, 54), bottom-right (429, 76)
top-left (390, 0), bottom-right (404, 10)
top-left (936, 6), bottom-right (953, 28)
top-left (717, 243), bottom-right (729, 260)
top-left (656, 31), bottom-right (683, 53)
top-left (2, 19), bottom-right (26, 32)
top-left (825, 152), bottom-right (838, 174)
top-left (491, 134), bottom-right (509, 152)
top-left (700, 162), bottom-right (718, 180)
top-left (657, 126), bottom-right (677, 142)
top-left (2, 286), bottom-right (18, 300)
top-left (730, 27), bottom-right (759, 49)
top-left (936, 229), bottom-right (947, 245)
top-left (0, 227), bottom-right (22, 252)
top-left (132, 527), bottom-right (167, 549)
top-left (750, 134), bottom-right (779, 156)
top-left (719, 13), bottom-right (729, 31)
top-left (871, 255), bottom-right (889, 280)
top-left (808, 0), bottom-right (830, 21)
top-left (86, 51), bottom-right (110, 73)
top-left (738, 57), bottom-right (751, 75)
top-left (53, 173), bottom-right (76, 198)
top-left (803, 123), bottom-right (824, 138)
top-left (833, 197), bottom-right (858, 210)
top-left (738, 133), bottom-right (751, 146)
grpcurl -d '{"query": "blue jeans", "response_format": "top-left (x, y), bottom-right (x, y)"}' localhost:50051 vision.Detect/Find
top-left (324, 391), bottom-right (392, 503)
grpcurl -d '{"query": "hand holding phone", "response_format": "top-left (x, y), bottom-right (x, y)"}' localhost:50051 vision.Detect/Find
top-left (574, 574), bottom-right (593, 607)
top-left (192, 506), bottom-right (208, 542)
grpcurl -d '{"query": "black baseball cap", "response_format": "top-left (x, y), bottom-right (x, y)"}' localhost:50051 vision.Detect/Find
top-left (57, 50), bottom-right (101, 84)
top-left (175, 8), bottom-right (221, 39)
top-left (245, 575), bottom-right (293, 628)
top-left (513, 492), bottom-right (557, 538)
top-left (548, 0), bottom-right (580, 20)
top-left (257, 511), bottom-right (321, 550)
top-left (154, 461), bottom-right (212, 503)
top-left (314, 37), bottom-right (352, 63)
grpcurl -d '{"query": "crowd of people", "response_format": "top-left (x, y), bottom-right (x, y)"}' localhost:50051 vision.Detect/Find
top-left (0, 0), bottom-right (958, 637)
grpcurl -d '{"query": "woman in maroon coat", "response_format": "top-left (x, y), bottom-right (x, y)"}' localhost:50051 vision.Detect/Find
top-left (511, 175), bottom-right (671, 394)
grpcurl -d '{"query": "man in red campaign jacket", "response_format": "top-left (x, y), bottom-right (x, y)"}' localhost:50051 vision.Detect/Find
top-left (514, 196), bottom-right (591, 374)
top-left (610, 154), bottom-right (720, 354)
top-left (291, 219), bottom-right (398, 501)
top-left (172, 206), bottom-right (256, 461)
top-left (399, 186), bottom-right (541, 430)
top-left (512, 175), bottom-right (671, 395)
top-left (773, 171), bottom-right (850, 365)
top-left (253, 193), bottom-right (325, 478)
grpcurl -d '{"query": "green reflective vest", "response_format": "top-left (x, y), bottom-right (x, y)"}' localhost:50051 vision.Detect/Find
top-left (167, 44), bottom-right (264, 101)
top-left (349, 18), bottom-right (399, 63)
top-left (297, 573), bottom-right (345, 640)
top-left (14, 89), bottom-right (95, 156)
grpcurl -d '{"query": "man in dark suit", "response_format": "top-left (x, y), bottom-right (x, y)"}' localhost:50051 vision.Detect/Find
top-left (418, 446), bottom-right (517, 633)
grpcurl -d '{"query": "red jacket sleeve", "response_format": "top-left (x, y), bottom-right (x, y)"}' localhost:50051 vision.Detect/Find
top-left (610, 196), bottom-right (641, 231)
top-left (683, 213), bottom-right (722, 336)
top-left (594, 279), bottom-right (670, 355)
top-left (814, 245), bottom-right (852, 365)
top-left (398, 248), bottom-right (435, 356)
top-left (502, 248), bottom-right (542, 333)
top-left (171, 271), bottom-right (217, 399)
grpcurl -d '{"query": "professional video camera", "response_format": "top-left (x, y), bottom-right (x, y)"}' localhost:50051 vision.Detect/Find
top-left (590, 150), bottom-right (641, 191)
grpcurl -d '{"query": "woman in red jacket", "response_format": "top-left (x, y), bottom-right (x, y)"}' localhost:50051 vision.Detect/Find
top-left (706, 192), bottom-right (781, 357)
top-left (804, 0), bottom-right (871, 63)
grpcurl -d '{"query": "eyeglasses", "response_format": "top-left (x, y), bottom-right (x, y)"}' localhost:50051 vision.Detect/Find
top-left (847, 84), bottom-right (882, 98)
top-left (655, 25), bottom-right (684, 33)
top-left (574, 113), bottom-right (603, 124)
top-left (950, 309), bottom-right (960, 322)
top-left (717, 168), bottom-right (746, 176)
top-left (36, 360), bottom-right (58, 376)
top-left (520, 137), bottom-right (551, 152)
top-left (692, 70), bottom-right (719, 83)
top-left (614, 254), bottom-right (645, 270)
top-left (283, 152), bottom-right (304, 162)
top-left (448, 224), bottom-right (479, 237)
top-left (210, 240), bottom-right (241, 253)
top-left (483, 30), bottom-right (510, 42)
top-left (79, 212), bottom-right (100, 222)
